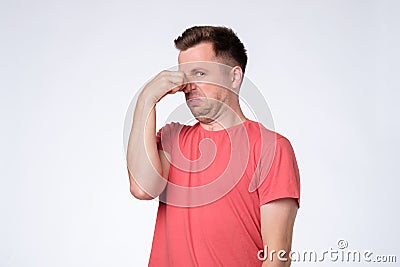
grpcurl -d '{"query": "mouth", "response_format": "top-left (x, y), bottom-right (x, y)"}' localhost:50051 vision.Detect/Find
top-left (186, 96), bottom-right (204, 106)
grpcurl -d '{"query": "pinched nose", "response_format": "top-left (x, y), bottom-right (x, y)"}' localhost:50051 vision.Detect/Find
top-left (183, 81), bottom-right (197, 94)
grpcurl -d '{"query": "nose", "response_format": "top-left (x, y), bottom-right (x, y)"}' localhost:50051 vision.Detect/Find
top-left (183, 81), bottom-right (196, 94)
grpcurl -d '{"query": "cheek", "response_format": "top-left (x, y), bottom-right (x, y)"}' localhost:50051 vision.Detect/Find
top-left (202, 85), bottom-right (224, 99)
top-left (216, 87), bottom-right (229, 101)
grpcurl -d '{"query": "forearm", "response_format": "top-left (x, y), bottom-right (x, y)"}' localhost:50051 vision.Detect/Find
top-left (261, 261), bottom-right (290, 267)
top-left (260, 199), bottom-right (298, 267)
top-left (127, 93), bottom-right (165, 199)
top-left (261, 252), bottom-right (291, 267)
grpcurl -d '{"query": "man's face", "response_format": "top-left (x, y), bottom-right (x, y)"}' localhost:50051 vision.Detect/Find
top-left (178, 42), bottom-right (234, 123)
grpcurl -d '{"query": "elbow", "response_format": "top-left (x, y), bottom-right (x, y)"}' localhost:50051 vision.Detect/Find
top-left (129, 177), bottom-right (156, 200)
top-left (127, 168), bottom-right (154, 200)
top-left (130, 186), bottom-right (155, 200)
top-left (127, 167), bottom-right (163, 200)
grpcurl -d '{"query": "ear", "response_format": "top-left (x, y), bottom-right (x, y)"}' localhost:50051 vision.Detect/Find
top-left (230, 66), bottom-right (243, 91)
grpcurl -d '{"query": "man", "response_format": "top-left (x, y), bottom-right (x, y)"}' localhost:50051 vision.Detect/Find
top-left (127, 26), bottom-right (300, 266)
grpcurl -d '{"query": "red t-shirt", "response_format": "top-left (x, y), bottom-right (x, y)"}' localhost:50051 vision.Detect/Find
top-left (149, 120), bottom-right (300, 266)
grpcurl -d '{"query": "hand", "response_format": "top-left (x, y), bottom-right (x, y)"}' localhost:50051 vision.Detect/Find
top-left (139, 70), bottom-right (187, 104)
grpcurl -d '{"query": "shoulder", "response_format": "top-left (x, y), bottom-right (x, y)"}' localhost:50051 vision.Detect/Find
top-left (157, 122), bottom-right (194, 136)
top-left (159, 121), bottom-right (184, 131)
top-left (245, 120), bottom-right (292, 147)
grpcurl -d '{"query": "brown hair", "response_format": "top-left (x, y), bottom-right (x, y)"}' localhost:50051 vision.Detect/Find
top-left (174, 26), bottom-right (248, 73)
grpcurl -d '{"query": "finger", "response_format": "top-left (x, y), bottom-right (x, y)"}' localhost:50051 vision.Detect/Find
top-left (166, 75), bottom-right (186, 90)
top-left (169, 83), bottom-right (186, 94)
top-left (157, 70), bottom-right (187, 94)
top-left (159, 70), bottom-right (186, 80)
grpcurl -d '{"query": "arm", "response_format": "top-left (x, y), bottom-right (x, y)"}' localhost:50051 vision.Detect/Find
top-left (127, 71), bottom-right (185, 200)
top-left (260, 198), bottom-right (298, 267)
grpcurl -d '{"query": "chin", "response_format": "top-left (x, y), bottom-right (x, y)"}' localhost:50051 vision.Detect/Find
top-left (195, 116), bottom-right (214, 124)
top-left (189, 106), bottom-right (211, 120)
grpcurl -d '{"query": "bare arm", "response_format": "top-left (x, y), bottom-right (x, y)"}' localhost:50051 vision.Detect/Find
top-left (127, 70), bottom-right (185, 199)
top-left (260, 198), bottom-right (298, 267)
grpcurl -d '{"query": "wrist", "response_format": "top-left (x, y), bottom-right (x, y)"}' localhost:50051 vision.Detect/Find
top-left (138, 90), bottom-right (159, 107)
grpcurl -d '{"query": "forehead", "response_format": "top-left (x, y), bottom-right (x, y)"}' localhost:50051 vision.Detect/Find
top-left (178, 42), bottom-right (230, 73)
top-left (178, 42), bottom-right (216, 64)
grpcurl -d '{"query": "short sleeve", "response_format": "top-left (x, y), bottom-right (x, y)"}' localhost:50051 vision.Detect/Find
top-left (156, 122), bottom-right (182, 154)
top-left (257, 136), bottom-right (301, 207)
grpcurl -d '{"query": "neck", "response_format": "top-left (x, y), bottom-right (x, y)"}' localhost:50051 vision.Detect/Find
top-left (198, 106), bottom-right (247, 131)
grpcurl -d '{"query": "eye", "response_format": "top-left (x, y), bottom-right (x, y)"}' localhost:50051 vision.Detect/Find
top-left (196, 71), bottom-right (205, 77)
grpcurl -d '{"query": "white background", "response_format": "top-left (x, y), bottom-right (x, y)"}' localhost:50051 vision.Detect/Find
top-left (1, 0), bottom-right (399, 266)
